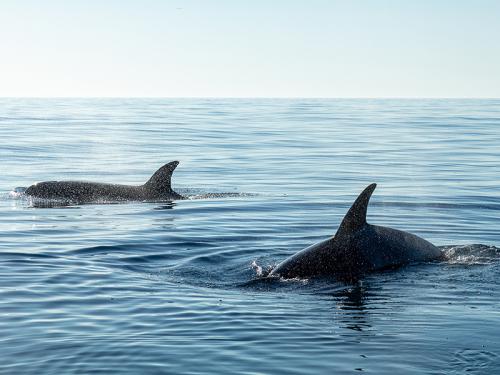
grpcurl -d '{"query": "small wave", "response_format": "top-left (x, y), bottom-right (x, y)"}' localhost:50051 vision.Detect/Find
top-left (185, 192), bottom-right (257, 200)
top-left (20, 195), bottom-right (170, 208)
top-left (372, 201), bottom-right (500, 212)
top-left (441, 244), bottom-right (500, 265)
top-left (240, 273), bottom-right (310, 290)
top-left (67, 244), bottom-right (132, 256)
top-left (175, 187), bottom-right (257, 200)
top-left (251, 260), bottom-right (263, 276)
top-left (251, 260), bottom-right (275, 278)
top-left (249, 260), bottom-right (313, 286)
top-left (7, 187), bottom-right (28, 199)
top-left (450, 349), bottom-right (499, 374)
top-left (26, 197), bottom-right (83, 208)
top-left (6, 189), bottom-right (85, 207)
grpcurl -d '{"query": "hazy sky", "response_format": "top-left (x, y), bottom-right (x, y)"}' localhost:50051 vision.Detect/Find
top-left (1, 0), bottom-right (499, 97)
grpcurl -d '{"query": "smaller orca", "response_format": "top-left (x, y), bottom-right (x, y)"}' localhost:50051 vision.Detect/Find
top-left (269, 183), bottom-right (442, 281)
top-left (25, 161), bottom-right (184, 203)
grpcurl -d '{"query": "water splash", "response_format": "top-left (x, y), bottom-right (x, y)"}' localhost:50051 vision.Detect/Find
top-left (184, 192), bottom-right (257, 200)
top-left (8, 187), bottom-right (27, 198)
top-left (251, 260), bottom-right (264, 277)
top-left (441, 244), bottom-right (500, 265)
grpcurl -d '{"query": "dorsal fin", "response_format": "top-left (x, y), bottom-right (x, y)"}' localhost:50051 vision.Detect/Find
top-left (143, 161), bottom-right (179, 195)
top-left (336, 183), bottom-right (377, 237)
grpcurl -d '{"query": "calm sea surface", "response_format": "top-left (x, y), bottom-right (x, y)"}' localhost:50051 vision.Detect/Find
top-left (1, 98), bottom-right (499, 374)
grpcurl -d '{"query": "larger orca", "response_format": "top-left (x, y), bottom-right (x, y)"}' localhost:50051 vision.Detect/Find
top-left (269, 183), bottom-right (442, 281)
top-left (25, 161), bottom-right (184, 203)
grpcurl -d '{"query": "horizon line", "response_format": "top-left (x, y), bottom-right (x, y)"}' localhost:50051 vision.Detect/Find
top-left (0, 96), bottom-right (499, 100)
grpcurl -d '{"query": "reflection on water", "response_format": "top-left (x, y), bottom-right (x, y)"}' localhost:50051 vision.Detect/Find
top-left (153, 202), bottom-right (176, 210)
top-left (332, 284), bottom-right (372, 334)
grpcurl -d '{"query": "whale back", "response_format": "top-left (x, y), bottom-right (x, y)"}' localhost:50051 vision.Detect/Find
top-left (270, 183), bottom-right (441, 280)
top-left (331, 183), bottom-right (440, 274)
top-left (356, 224), bottom-right (442, 268)
top-left (143, 161), bottom-right (181, 198)
top-left (271, 184), bottom-right (378, 279)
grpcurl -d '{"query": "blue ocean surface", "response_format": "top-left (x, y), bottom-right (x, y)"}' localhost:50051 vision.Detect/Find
top-left (1, 98), bottom-right (499, 374)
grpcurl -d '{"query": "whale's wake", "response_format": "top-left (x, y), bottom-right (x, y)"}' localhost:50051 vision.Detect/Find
top-left (441, 244), bottom-right (500, 265)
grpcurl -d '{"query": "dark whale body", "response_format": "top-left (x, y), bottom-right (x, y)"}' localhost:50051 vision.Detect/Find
top-left (270, 183), bottom-right (442, 280)
top-left (25, 161), bottom-right (184, 203)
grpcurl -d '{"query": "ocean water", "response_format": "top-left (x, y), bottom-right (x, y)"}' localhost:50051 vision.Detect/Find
top-left (0, 98), bottom-right (499, 374)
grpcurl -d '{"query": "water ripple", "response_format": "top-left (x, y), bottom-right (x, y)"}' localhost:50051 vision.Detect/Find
top-left (1, 98), bottom-right (500, 374)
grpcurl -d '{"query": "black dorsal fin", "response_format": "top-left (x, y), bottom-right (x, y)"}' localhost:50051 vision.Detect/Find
top-left (143, 161), bottom-right (179, 195)
top-left (336, 183), bottom-right (377, 237)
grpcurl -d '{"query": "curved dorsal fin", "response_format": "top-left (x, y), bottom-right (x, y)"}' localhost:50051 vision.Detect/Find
top-left (336, 183), bottom-right (377, 237)
top-left (143, 161), bottom-right (179, 194)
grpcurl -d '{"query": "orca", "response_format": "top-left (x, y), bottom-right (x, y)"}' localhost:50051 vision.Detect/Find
top-left (269, 183), bottom-right (442, 280)
top-left (24, 161), bottom-right (184, 203)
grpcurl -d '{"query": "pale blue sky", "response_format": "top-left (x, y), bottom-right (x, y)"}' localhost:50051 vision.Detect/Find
top-left (1, 0), bottom-right (499, 97)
